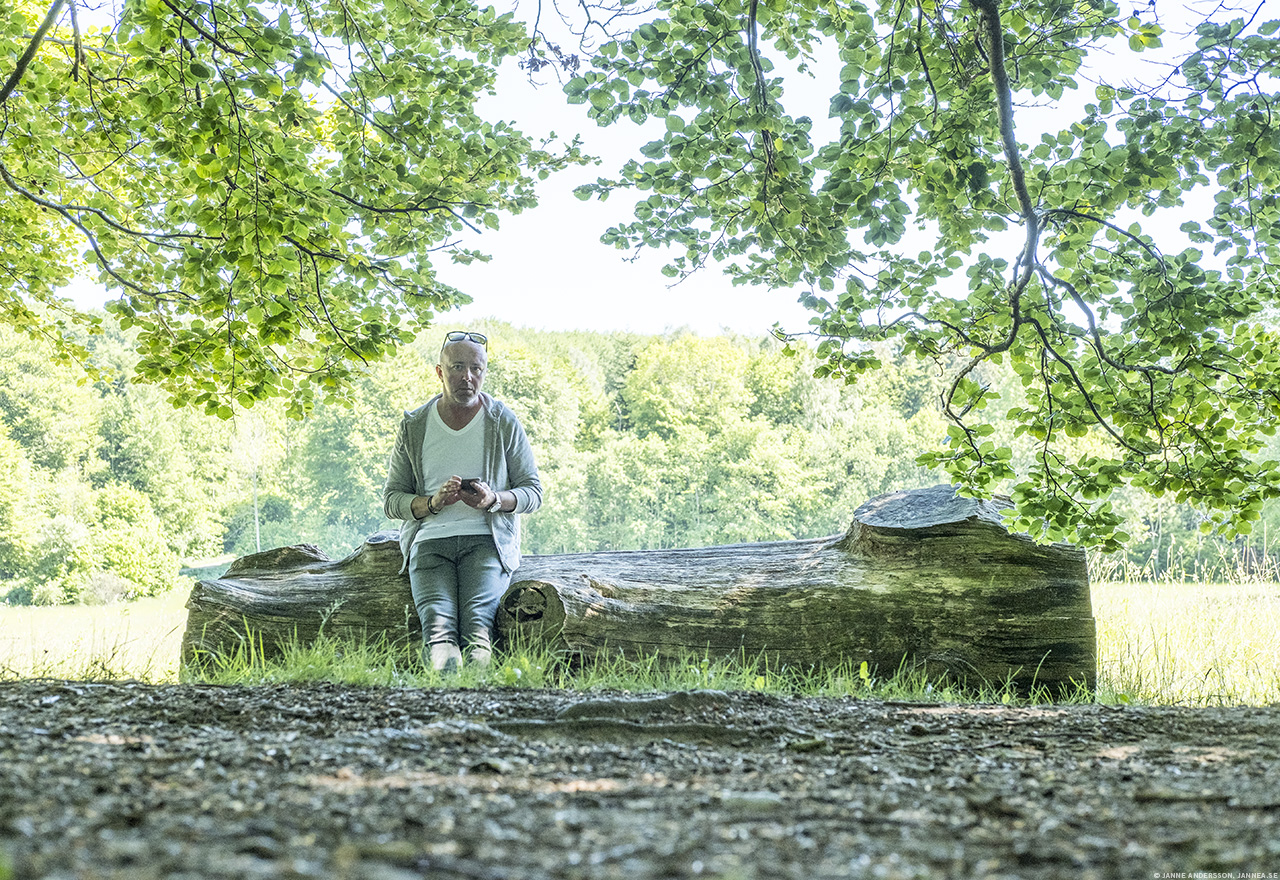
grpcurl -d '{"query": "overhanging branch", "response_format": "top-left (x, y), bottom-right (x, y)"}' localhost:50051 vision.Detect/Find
top-left (0, 0), bottom-right (68, 106)
top-left (745, 0), bottom-right (777, 180)
top-left (941, 0), bottom-right (1036, 365)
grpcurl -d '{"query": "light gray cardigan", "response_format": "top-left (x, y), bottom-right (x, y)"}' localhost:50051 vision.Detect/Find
top-left (383, 393), bottom-right (542, 573)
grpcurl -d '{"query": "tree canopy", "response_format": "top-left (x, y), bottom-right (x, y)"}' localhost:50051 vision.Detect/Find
top-left (1, 0), bottom-right (584, 416)
top-left (5, 0), bottom-right (1279, 549)
top-left (560, 0), bottom-right (1280, 547)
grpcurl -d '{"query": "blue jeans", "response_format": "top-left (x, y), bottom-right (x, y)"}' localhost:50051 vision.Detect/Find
top-left (407, 534), bottom-right (509, 655)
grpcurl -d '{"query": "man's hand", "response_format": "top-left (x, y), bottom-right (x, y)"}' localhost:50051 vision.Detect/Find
top-left (458, 479), bottom-right (504, 513)
top-left (412, 476), bottom-right (467, 518)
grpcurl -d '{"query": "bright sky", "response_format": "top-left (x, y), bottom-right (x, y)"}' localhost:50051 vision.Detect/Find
top-left (416, 55), bottom-right (820, 339)
top-left (437, 155), bottom-right (819, 339)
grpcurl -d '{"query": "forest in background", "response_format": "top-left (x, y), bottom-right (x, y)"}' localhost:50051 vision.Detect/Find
top-left (2, 316), bottom-right (1277, 606)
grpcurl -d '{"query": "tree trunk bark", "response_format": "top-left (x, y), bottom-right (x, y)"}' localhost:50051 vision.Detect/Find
top-left (181, 485), bottom-right (1095, 693)
top-left (181, 540), bottom-right (421, 667)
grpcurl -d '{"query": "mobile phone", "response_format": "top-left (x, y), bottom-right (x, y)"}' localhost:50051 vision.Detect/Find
top-left (459, 479), bottom-right (480, 494)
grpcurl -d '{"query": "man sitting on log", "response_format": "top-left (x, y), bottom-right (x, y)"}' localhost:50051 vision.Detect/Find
top-left (383, 330), bottom-right (543, 672)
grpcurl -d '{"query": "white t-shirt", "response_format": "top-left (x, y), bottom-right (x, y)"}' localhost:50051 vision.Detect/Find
top-left (413, 404), bottom-right (489, 542)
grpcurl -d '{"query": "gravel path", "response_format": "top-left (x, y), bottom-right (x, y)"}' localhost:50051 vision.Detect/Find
top-left (2, 681), bottom-right (1278, 879)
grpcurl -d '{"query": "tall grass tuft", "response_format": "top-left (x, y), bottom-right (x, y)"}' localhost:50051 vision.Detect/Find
top-left (1092, 578), bottom-right (1280, 705)
top-left (181, 634), bottom-right (1083, 706)
top-left (186, 631), bottom-right (427, 688)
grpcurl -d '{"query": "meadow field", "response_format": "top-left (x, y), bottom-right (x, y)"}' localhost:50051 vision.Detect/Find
top-left (1, 579), bottom-right (1278, 705)
top-left (1091, 578), bottom-right (1280, 705)
top-left (0, 591), bottom-right (189, 683)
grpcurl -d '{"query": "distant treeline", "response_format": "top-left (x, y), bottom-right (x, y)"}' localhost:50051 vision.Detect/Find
top-left (1, 319), bottom-right (1275, 605)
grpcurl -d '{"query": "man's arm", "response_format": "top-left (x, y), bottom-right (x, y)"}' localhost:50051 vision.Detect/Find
top-left (383, 416), bottom-right (421, 521)
top-left (502, 414), bottom-right (542, 515)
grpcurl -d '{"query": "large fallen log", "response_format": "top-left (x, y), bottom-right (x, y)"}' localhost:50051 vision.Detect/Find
top-left (181, 485), bottom-right (1095, 692)
top-left (497, 485), bottom-right (1094, 692)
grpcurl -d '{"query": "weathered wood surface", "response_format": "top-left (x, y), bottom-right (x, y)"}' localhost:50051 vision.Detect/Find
top-left (181, 485), bottom-right (1095, 692)
top-left (182, 539), bottom-right (419, 667)
top-left (497, 485), bottom-right (1094, 692)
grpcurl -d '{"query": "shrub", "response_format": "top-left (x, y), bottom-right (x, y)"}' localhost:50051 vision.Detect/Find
top-left (92, 485), bottom-right (181, 598)
top-left (26, 515), bottom-right (95, 604)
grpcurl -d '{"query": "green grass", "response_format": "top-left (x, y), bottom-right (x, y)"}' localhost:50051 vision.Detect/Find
top-left (1092, 578), bottom-right (1280, 706)
top-left (0, 590), bottom-right (188, 682)
top-left (2, 580), bottom-right (1278, 706)
top-left (182, 631), bottom-right (1062, 704)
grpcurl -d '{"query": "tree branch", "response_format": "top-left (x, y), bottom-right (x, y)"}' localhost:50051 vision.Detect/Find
top-left (0, 0), bottom-right (67, 106)
top-left (745, 0), bottom-right (777, 179)
top-left (915, 0), bottom-right (939, 122)
top-left (967, 0), bottom-right (1038, 241)
top-left (0, 158), bottom-right (190, 302)
top-left (1026, 316), bottom-right (1152, 455)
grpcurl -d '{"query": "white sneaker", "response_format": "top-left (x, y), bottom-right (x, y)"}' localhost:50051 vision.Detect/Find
top-left (426, 642), bottom-right (462, 673)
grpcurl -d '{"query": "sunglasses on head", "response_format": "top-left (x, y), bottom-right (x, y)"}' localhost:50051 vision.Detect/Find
top-left (443, 331), bottom-right (488, 347)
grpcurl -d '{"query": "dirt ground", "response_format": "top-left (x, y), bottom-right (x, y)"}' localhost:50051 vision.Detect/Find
top-left (1, 681), bottom-right (1278, 880)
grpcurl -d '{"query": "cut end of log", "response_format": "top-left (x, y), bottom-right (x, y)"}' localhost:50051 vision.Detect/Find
top-left (839, 484), bottom-right (1083, 562)
top-left (851, 484), bottom-right (1009, 532)
top-left (495, 580), bottom-right (569, 650)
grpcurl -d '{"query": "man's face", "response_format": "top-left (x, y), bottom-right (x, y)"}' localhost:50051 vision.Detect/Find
top-left (436, 341), bottom-right (487, 406)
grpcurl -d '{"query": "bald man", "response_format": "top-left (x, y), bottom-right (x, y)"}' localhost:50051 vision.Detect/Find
top-left (383, 331), bottom-right (543, 671)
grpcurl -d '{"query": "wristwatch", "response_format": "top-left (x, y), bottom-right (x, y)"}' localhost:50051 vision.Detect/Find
top-left (487, 495), bottom-right (503, 514)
